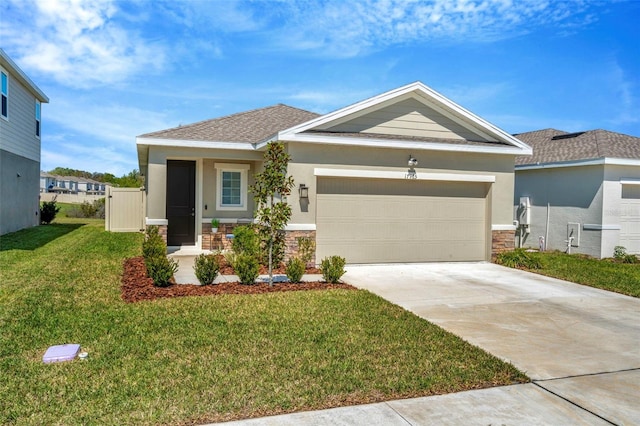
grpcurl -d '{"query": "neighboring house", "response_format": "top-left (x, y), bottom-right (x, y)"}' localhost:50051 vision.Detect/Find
top-left (514, 128), bottom-right (640, 258)
top-left (40, 172), bottom-right (57, 193)
top-left (77, 177), bottom-right (108, 195)
top-left (0, 49), bottom-right (49, 235)
top-left (137, 82), bottom-right (531, 263)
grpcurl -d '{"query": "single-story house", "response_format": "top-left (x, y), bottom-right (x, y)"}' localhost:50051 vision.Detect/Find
top-left (137, 82), bottom-right (531, 263)
top-left (514, 128), bottom-right (640, 258)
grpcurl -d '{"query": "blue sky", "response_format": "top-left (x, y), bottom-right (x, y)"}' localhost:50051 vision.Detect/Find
top-left (1, 0), bottom-right (639, 176)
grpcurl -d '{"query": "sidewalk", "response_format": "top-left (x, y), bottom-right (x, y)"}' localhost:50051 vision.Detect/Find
top-left (208, 382), bottom-right (614, 425)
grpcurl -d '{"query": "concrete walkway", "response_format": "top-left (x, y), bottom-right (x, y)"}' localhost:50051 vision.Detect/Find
top-left (205, 262), bottom-right (640, 425)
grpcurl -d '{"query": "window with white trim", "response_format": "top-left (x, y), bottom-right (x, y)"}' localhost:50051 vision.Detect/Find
top-left (1, 71), bottom-right (8, 119)
top-left (35, 100), bottom-right (41, 137)
top-left (215, 163), bottom-right (249, 211)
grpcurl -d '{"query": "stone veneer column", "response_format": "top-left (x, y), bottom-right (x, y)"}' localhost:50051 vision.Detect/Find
top-left (492, 230), bottom-right (515, 259)
top-left (284, 230), bottom-right (316, 264)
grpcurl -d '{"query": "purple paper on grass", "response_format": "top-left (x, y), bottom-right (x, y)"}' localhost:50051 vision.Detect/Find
top-left (42, 344), bottom-right (81, 363)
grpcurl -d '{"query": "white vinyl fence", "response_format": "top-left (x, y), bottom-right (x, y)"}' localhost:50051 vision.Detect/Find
top-left (105, 187), bottom-right (145, 232)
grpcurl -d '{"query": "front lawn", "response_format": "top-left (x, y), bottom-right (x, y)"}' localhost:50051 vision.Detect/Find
top-left (500, 250), bottom-right (640, 298)
top-left (0, 218), bottom-right (527, 425)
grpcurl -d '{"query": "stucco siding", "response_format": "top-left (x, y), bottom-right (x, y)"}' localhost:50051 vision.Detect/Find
top-left (287, 142), bottom-right (514, 227)
top-left (322, 98), bottom-right (490, 142)
top-left (0, 149), bottom-right (40, 235)
top-left (515, 166), bottom-right (604, 257)
top-left (0, 70), bottom-right (39, 162)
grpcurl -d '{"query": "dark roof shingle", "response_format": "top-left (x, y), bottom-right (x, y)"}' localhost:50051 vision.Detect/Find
top-left (139, 104), bottom-right (320, 143)
top-left (515, 128), bottom-right (640, 165)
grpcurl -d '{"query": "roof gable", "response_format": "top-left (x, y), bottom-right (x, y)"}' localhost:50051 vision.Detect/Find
top-left (515, 128), bottom-right (640, 166)
top-left (275, 82), bottom-right (531, 154)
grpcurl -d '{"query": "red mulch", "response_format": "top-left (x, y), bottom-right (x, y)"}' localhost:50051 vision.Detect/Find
top-left (121, 257), bottom-right (353, 303)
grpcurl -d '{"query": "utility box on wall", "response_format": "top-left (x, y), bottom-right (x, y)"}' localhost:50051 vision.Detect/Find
top-left (567, 222), bottom-right (580, 247)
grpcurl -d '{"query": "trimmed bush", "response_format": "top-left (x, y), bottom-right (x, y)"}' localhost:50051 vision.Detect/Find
top-left (495, 249), bottom-right (542, 269)
top-left (232, 226), bottom-right (261, 257)
top-left (286, 257), bottom-right (305, 283)
top-left (146, 255), bottom-right (179, 287)
top-left (142, 226), bottom-right (166, 261)
top-left (40, 199), bottom-right (60, 224)
top-left (235, 253), bottom-right (260, 285)
top-left (613, 245), bottom-right (638, 263)
top-left (194, 253), bottom-right (219, 285)
top-left (321, 255), bottom-right (346, 283)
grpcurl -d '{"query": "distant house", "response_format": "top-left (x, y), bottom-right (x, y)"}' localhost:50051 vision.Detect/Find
top-left (77, 177), bottom-right (108, 195)
top-left (138, 82), bottom-right (531, 262)
top-left (0, 49), bottom-right (49, 235)
top-left (514, 128), bottom-right (640, 258)
top-left (40, 173), bottom-right (110, 195)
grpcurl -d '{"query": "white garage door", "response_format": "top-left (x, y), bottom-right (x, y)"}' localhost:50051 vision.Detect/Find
top-left (316, 177), bottom-right (490, 263)
top-left (620, 184), bottom-right (640, 254)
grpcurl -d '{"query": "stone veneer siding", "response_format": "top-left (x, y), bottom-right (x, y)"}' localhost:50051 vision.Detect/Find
top-left (491, 229), bottom-right (515, 259)
top-left (202, 224), bottom-right (316, 264)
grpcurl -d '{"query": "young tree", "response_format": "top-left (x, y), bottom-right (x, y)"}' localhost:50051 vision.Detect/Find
top-left (250, 141), bottom-right (294, 286)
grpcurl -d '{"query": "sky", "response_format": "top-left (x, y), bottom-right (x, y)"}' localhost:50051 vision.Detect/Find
top-left (1, 0), bottom-right (639, 177)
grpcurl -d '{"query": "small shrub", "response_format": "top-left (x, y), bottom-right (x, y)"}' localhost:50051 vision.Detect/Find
top-left (67, 198), bottom-right (106, 219)
top-left (145, 256), bottom-right (178, 287)
top-left (232, 226), bottom-right (261, 257)
top-left (235, 253), bottom-right (260, 285)
top-left (142, 226), bottom-right (166, 261)
top-left (40, 199), bottom-right (60, 224)
top-left (286, 257), bottom-right (305, 283)
top-left (613, 246), bottom-right (627, 259)
top-left (297, 236), bottom-right (316, 265)
top-left (194, 253), bottom-right (220, 285)
top-left (321, 255), bottom-right (346, 283)
top-left (496, 249), bottom-right (542, 269)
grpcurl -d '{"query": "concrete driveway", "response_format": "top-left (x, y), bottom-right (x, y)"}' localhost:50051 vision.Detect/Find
top-left (343, 262), bottom-right (640, 425)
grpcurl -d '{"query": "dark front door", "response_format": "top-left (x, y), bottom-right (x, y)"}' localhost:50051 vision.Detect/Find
top-left (167, 160), bottom-right (196, 246)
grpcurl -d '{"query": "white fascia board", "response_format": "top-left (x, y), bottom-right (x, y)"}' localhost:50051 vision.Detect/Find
top-left (491, 224), bottom-right (517, 231)
top-left (620, 179), bottom-right (640, 185)
top-left (284, 224), bottom-right (316, 231)
top-left (516, 157), bottom-right (640, 171)
top-left (285, 133), bottom-right (529, 155)
top-left (314, 168), bottom-right (496, 183)
top-left (136, 137), bottom-right (256, 151)
top-left (146, 218), bottom-right (168, 226)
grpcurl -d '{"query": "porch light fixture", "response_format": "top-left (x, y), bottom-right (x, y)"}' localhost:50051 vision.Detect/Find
top-left (299, 183), bottom-right (309, 199)
top-left (408, 155), bottom-right (418, 168)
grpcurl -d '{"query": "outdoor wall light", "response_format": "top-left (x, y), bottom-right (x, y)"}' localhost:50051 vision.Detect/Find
top-left (408, 155), bottom-right (418, 168)
top-left (299, 183), bottom-right (309, 199)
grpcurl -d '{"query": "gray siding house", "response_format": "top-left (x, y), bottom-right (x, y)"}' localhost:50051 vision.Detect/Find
top-left (0, 49), bottom-right (49, 235)
top-left (514, 128), bottom-right (640, 258)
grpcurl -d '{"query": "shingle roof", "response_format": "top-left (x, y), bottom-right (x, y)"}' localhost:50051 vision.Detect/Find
top-left (138, 104), bottom-right (320, 143)
top-left (515, 128), bottom-right (640, 166)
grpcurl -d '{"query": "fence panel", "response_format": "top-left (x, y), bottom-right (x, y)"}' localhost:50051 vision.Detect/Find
top-left (106, 187), bottom-right (145, 232)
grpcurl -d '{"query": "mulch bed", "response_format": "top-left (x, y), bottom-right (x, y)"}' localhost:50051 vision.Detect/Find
top-left (121, 257), bottom-right (354, 303)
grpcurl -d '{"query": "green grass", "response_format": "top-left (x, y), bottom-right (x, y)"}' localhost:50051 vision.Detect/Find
top-left (1, 218), bottom-right (527, 425)
top-left (508, 251), bottom-right (640, 298)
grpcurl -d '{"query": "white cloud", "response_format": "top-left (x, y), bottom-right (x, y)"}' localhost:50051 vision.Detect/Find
top-left (606, 60), bottom-right (639, 126)
top-left (1, 0), bottom-right (167, 88)
top-left (264, 0), bottom-right (594, 57)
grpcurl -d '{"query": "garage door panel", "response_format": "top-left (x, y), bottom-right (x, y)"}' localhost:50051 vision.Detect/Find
top-left (620, 187), bottom-right (640, 254)
top-left (316, 178), bottom-right (488, 263)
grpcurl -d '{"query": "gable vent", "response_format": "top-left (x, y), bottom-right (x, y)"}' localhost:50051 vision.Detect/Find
top-left (551, 132), bottom-right (585, 140)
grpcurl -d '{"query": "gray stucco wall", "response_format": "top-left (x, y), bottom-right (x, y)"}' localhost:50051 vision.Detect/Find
top-left (0, 149), bottom-right (40, 235)
top-left (514, 165), bottom-right (604, 257)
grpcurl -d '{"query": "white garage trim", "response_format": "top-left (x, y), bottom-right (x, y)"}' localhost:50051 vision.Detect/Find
top-left (284, 224), bottom-right (317, 231)
top-left (314, 167), bottom-right (495, 183)
top-left (492, 224), bottom-right (517, 231)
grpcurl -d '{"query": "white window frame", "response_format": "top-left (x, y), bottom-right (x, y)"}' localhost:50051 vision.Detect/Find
top-left (1, 69), bottom-right (8, 120)
top-left (214, 163), bottom-right (249, 211)
top-left (35, 99), bottom-right (41, 138)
